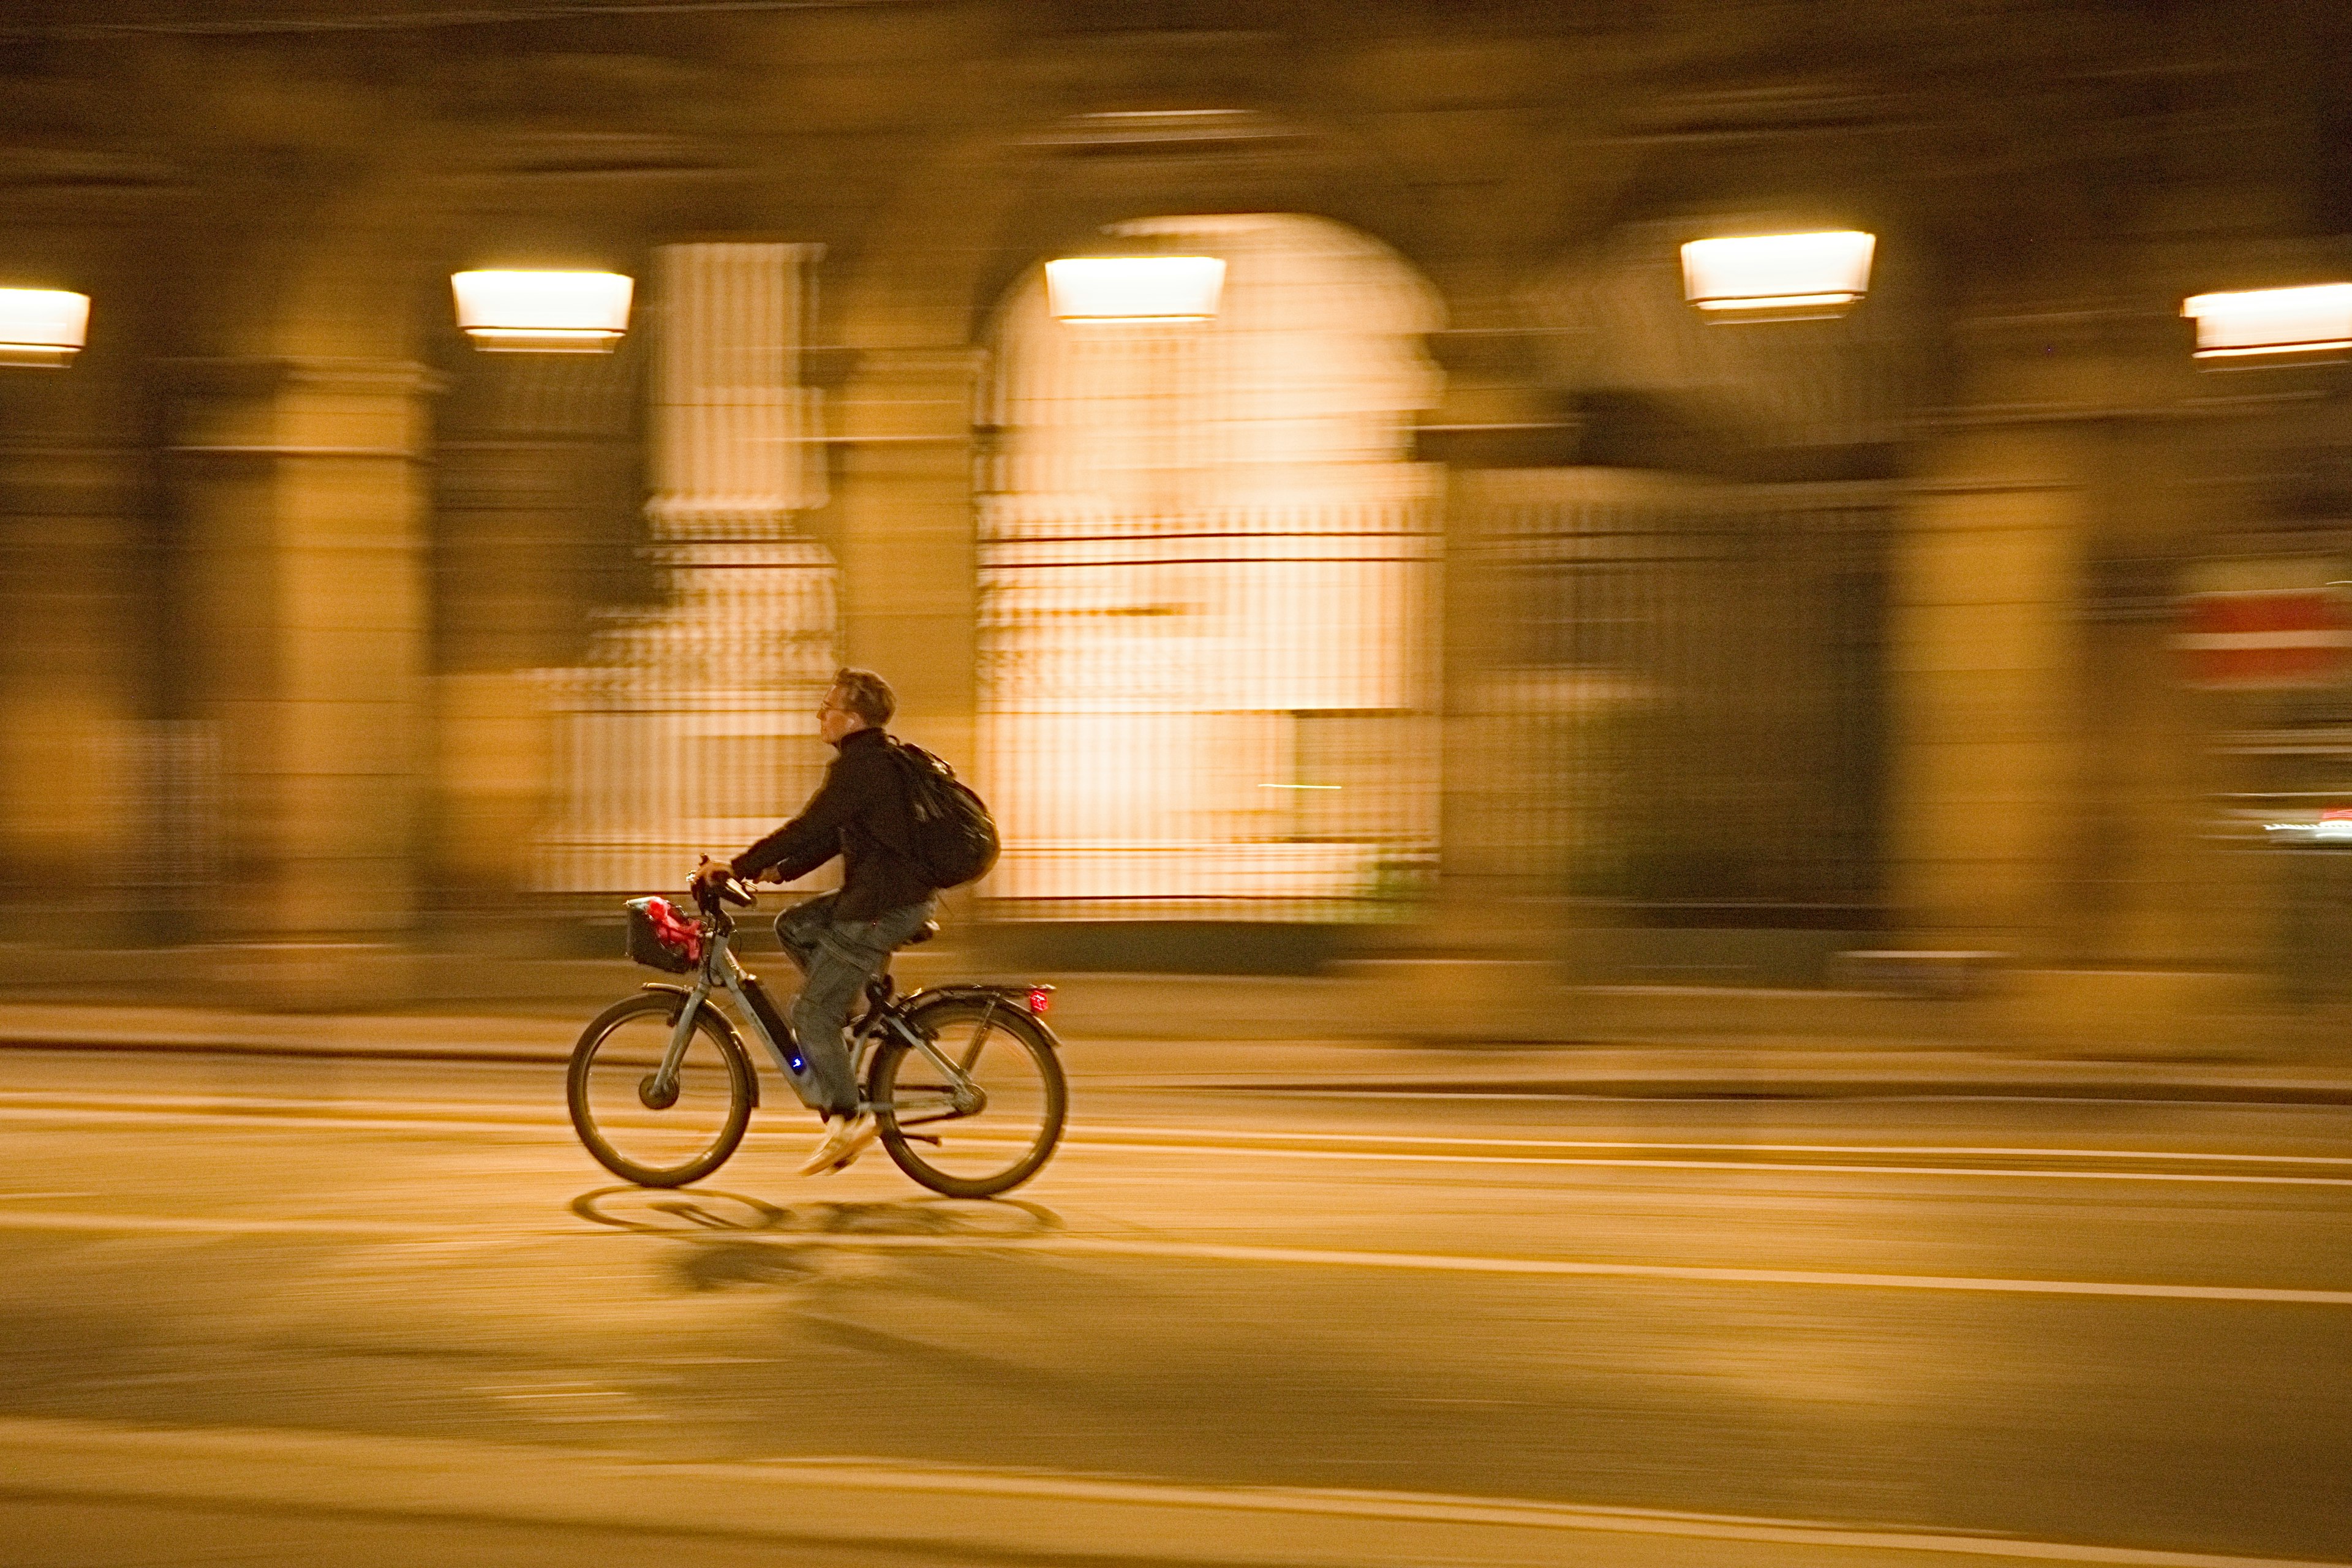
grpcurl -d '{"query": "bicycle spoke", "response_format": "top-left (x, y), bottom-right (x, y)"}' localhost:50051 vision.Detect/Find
top-left (568, 997), bottom-right (750, 1187)
top-left (873, 998), bottom-right (1065, 1197)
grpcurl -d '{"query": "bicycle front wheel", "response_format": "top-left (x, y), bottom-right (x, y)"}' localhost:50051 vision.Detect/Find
top-left (872, 997), bottom-right (1066, 1197)
top-left (567, 992), bottom-right (755, 1188)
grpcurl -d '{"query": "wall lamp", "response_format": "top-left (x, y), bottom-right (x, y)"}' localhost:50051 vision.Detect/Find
top-left (2182, 284), bottom-right (2352, 361)
top-left (1044, 256), bottom-right (1226, 323)
top-left (0, 288), bottom-right (91, 368)
top-left (1680, 231), bottom-right (1875, 321)
top-left (451, 270), bottom-right (634, 352)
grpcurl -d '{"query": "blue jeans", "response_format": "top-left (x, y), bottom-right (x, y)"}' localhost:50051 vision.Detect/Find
top-left (774, 892), bottom-right (937, 1119)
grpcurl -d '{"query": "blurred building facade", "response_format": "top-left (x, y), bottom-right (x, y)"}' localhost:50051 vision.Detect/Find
top-left (2, 0), bottom-right (2350, 1018)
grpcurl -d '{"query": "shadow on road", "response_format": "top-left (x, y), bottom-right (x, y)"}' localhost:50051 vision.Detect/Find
top-left (567, 1186), bottom-right (1066, 1294)
top-left (568, 1185), bottom-right (1061, 1238)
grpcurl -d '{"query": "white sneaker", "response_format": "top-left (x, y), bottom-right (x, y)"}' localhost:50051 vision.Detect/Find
top-left (797, 1114), bottom-right (877, 1176)
top-left (824, 1117), bottom-right (882, 1173)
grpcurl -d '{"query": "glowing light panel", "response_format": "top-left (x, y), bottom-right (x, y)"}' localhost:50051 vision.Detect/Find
top-left (451, 270), bottom-right (633, 352)
top-left (0, 288), bottom-right (90, 368)
top-left (1044, 257), bottom-right (1226, 322)
top-left (1680, 232), bottom-right (1876, 317)
top-left (2182, 284), bottom-right (2352, 358)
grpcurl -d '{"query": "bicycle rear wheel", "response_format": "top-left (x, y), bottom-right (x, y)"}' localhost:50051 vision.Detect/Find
top-left (871, 997), bottom-right (1065, 1197)
top-left (567, 992), bottom-right (755, 1188)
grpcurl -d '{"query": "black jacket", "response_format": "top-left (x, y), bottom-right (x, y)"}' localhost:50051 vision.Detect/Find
top-left (731, 726), bottom-right (933, 919)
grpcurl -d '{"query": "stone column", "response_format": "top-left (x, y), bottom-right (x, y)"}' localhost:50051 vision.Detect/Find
top-left (169, 356), bottom-right (436, 1007)
top-left (1887, 321), bottom-right (2255, 1046)
top-left (1891, 436), bottom-right (2091, 958)
top-left (1332, 330), bottom-right (1583, 1036)
top-left (0, 439), bottom-right (153, 940)
top-left (1417, 329), bottom-right (1582, 959)
top-left (831, 347), bottom-right (984, 767)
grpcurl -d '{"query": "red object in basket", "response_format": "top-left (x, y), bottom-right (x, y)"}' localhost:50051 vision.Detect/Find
top-left (643, 897), bottom-right (703, 965)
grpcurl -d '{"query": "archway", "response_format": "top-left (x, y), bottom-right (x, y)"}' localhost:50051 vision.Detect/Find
top-left (976, 214), bottom-right (1444, 920)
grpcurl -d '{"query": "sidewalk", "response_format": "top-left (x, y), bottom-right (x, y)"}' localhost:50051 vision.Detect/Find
top-left (1, 993), bottom-right (2346, 1104)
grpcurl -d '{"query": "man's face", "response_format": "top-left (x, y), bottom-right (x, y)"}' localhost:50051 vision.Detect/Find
top-left (818, 688), bottom-right (865, 746)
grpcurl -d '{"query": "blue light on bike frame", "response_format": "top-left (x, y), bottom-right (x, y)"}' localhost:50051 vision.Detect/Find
top-left (1026, 987), bottom-right (1054, 1017)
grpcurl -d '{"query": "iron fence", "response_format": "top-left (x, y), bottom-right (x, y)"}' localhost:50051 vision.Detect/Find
top-left (1466, 469), bottom-right (1891, 927)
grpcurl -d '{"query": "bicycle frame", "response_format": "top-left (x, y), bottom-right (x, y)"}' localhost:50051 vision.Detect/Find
top-left (641, 905), bottom-right (986, 1123)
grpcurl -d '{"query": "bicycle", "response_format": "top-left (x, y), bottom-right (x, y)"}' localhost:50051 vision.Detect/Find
top-left (565, 875), bottom-right (1066, 1197)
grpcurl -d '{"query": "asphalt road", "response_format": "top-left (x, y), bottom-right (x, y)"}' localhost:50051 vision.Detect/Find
top-left (0, 1045), bottom-right (2346, 1567)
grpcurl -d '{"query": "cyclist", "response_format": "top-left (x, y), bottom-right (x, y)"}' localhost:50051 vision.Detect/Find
top-left (695, 666), bottom-right (937, 1175)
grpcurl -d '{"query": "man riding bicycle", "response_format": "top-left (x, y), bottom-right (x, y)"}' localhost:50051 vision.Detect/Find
top-left (695, 666), bottom-right (937, 1176)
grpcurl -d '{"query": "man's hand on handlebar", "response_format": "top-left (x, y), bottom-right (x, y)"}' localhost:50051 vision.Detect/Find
top-left (692, 856), bottom-right (757, 908)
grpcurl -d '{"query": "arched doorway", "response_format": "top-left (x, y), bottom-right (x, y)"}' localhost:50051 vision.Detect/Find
top-left (976, 214), bottom-right (1443, 922)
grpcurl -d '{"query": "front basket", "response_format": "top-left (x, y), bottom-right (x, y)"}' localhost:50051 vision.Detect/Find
top-left (625, 895), bottom-right (702, 973)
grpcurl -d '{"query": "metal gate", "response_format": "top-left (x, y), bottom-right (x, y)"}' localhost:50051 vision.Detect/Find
top-left (1466, 468), bottom-right (1891, 927)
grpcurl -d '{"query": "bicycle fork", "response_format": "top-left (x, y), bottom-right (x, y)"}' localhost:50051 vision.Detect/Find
top-left (643, 979), bottom-right (707, 1110)
top-left (643, 962), bottom-right (797, 1108)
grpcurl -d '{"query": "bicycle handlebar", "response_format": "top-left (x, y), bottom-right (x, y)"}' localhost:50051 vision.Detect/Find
top-left (692, 872), bottom-right (758, 918)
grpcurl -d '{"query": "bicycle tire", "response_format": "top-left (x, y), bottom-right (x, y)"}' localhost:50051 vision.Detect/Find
top-left (871, 997), bottom-right (1066, 1197)
top-left (567, 992), bottom-right (755, 1188)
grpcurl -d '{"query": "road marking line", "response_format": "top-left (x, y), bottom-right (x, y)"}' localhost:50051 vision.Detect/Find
top-left (0, 1414), bottom-right (2342, 1567)
top-left (5, 1098), bottom-right (2348, 1186)
top-left (0, 1210), bottom-right (2342, 1304)
top-left (1058, 1137), bottom-right (2352, 1187)
top-left (992, 1235), bottom-right (2352, 1304)
top-left (0, 1105), bottom-right (564, 1134)
top-left (1254, 1086), bottom-right (2352, 1110)
top-left (1071, 1125), bottom-right (2352, 1166)
top-left (600, 1464), bottom-right (2352, 1568)
top-left (8, 1093), bottom-right (2345, 1167)
top-left (0, 1211), bottom-right (451, 1237)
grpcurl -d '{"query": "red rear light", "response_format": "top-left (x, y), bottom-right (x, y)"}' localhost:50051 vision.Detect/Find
top-left (1025, 986), bottom-right (1053, 1017)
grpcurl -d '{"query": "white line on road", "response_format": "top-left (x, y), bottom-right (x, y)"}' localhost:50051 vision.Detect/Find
top-left (0, 1104), bottom-right (562, 1135)
top-left (1050, 1128), bottom-right (2352, 1186)
top-left (1006, 1235), bottom-right (2352, 1305)
top-left (0, 1208), bottom-right (2345, 1305)
top-left (1061, 1140), bottom-right (2352, 1187)
top-left (6, 1099), bottom-right (2349, 1187)
top-left (0, 1210), bottom-right (450, 1237)
top-left (1071, 1125), bottom-right (2352, 1166)
top-left (0, 1414), bottom-right (2343, 1568)
top-left (1262, 1087), bottom-right (2352, 1110)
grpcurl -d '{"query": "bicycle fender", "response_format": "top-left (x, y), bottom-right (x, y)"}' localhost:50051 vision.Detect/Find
top-left (635, 982), bottom-right (761, 1107)
top-left (899, 984), bottom-right (1062, 1050)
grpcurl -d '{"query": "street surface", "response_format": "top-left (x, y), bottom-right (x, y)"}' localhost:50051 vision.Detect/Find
top-left (0, 1042), bottom-right (2346, 1567)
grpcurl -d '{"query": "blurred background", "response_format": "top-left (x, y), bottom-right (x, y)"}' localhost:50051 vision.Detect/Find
top-left (6, 13), bottom-right (2352, 1566)
top-left (2, 0), bottom-right (2351, 1044)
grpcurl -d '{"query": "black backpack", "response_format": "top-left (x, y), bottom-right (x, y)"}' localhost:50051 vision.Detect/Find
top-left (886, 739), bottom-right (1000, 889)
